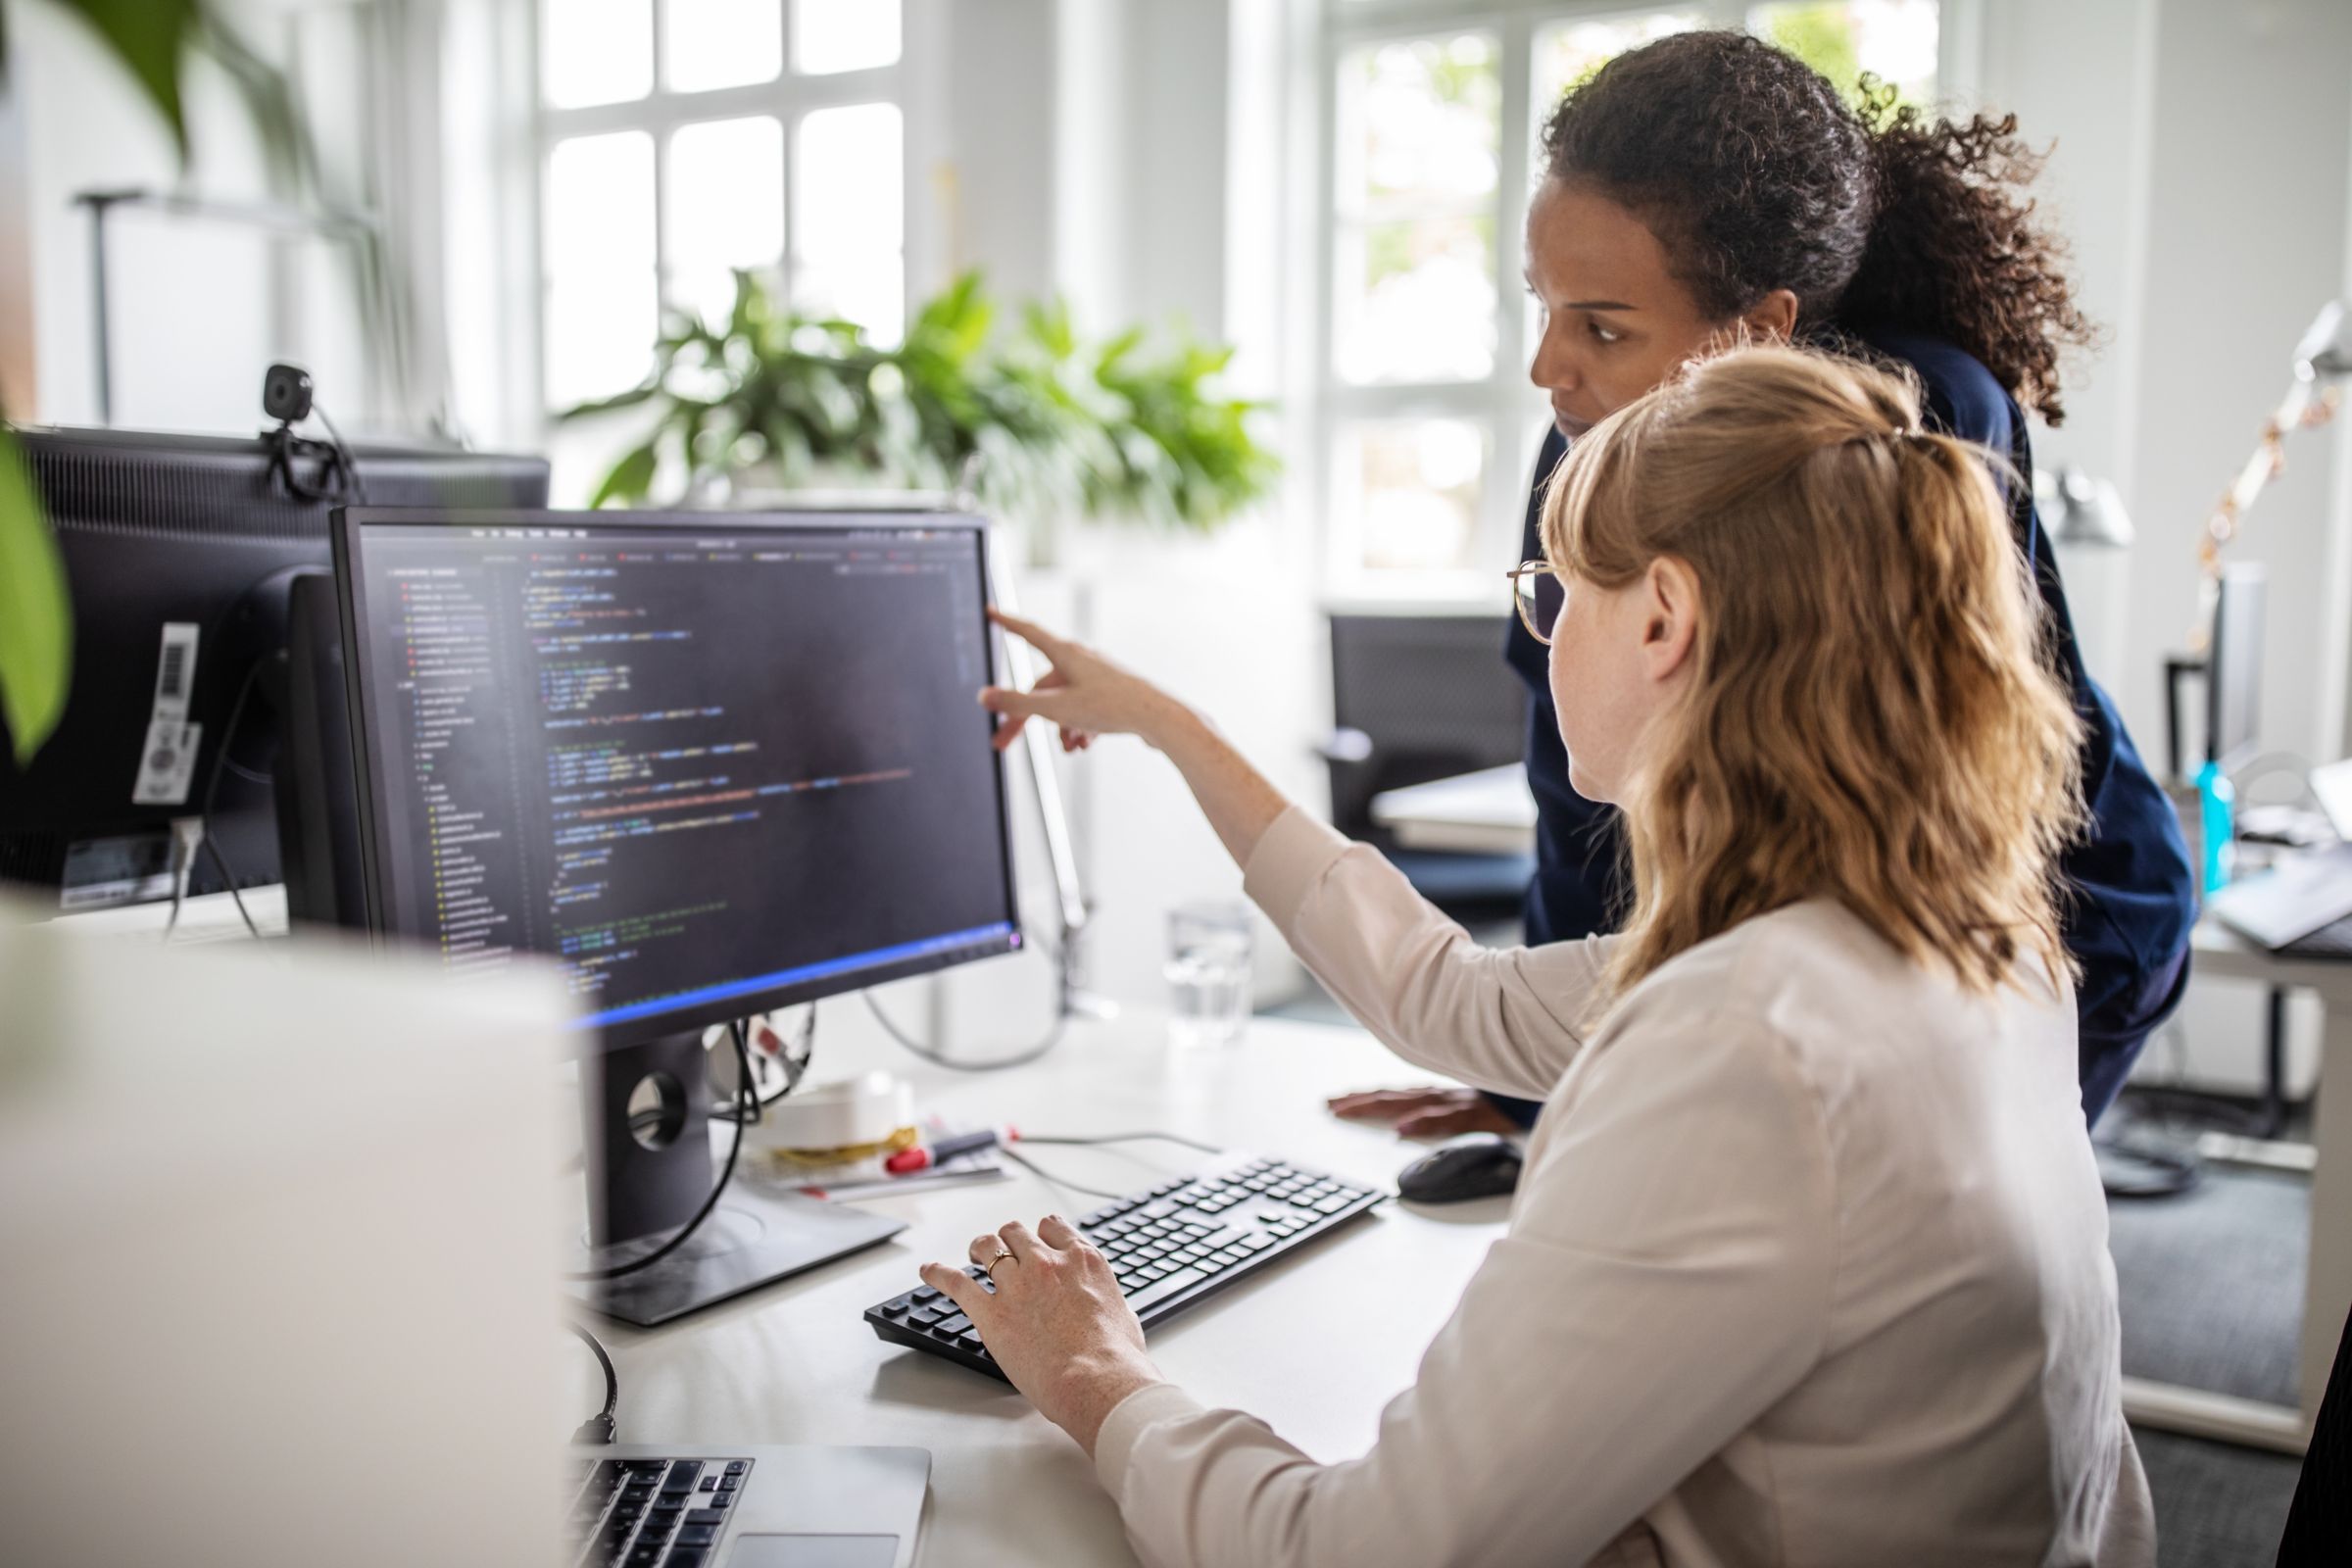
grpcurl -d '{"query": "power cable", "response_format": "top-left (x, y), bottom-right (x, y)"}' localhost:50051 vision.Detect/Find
top-left (564, 1020), bottom-right (759, 1282)
top-left (566, 1320), bottom-right (619, 1446)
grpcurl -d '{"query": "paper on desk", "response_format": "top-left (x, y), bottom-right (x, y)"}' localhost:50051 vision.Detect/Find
top-left (760, 1118), bottom-right (1010, 1202)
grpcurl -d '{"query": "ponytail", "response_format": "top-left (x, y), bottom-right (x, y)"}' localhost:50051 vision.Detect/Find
top-left (1839, 95), bottom-right (2098, 425)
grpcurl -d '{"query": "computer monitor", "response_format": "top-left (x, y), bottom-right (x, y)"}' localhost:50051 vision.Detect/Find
top-left (331, 505), bottom-right (1020, 1322)
top-left (0, 426), bottom-right (548, 911)
top-left (2209, 564), bottom-right (2266, 771)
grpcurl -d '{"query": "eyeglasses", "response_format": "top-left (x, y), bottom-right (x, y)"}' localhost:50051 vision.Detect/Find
top-left (1507, 560), bottom-right (1565, 646)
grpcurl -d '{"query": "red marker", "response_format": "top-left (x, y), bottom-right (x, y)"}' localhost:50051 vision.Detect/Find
top-left (884, 1126), bottom-right (1019, 1175)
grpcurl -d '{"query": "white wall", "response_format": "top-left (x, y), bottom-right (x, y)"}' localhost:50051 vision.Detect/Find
top-left (1982, 0), bottom-right (2352, 784)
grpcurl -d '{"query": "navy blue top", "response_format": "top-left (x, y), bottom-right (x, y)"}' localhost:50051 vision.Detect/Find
top-left (1504, 331), bottom-right (2195, 1108)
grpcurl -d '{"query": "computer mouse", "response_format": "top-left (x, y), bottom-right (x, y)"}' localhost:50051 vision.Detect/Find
top-left (1396, 1133), bottom-right (1523, 1204)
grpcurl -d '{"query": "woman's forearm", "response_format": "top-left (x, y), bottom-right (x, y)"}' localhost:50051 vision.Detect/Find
top-left (1139, 700), bottom-right (1294, 871)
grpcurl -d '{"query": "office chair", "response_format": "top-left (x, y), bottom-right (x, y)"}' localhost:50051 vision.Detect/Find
top-left (1320, 613), bottom-right (1533, 925)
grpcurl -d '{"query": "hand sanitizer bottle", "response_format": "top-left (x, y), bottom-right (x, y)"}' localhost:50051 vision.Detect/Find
top-left (2195, 757), bottom-right (2235, 894)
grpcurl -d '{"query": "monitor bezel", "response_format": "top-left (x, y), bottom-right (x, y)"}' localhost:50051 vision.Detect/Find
top-left (2207, 563), bottom-right (2267, 773)
top-left (331, 504), bottom-right (1024, 1047)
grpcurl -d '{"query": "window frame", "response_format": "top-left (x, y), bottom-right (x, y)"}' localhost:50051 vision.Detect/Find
top-left (1309, 0), bottom-right (1972, 606)
top-left (528, 0), bottom-right (914, 423)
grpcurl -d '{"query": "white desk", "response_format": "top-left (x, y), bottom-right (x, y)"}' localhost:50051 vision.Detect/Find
top-left (1369, 764), bottom-right (1538, 857)
top-left (581, 1014), bottom-right (1502, 1567)
top-left (2131, 923), bottom-right (2352, 1453)
top-left (1373, 766), bottom-right (2348, 1453)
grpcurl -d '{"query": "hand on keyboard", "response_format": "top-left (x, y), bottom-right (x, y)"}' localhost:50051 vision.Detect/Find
top-left (915, 1214), bottom-right (1165, 1455)
top-left (864, 1155), bottom-right (1385, 1385)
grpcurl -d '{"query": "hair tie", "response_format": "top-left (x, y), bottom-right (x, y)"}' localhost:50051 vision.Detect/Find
top-left (1849, 426), bottom-right (1932, 456)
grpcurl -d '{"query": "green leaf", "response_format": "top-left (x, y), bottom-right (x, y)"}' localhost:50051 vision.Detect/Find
top-left (588, 441), bottom-right (660, 509)
top-left (555, 382), bottom-right (660, 422)
top-left (50, 0), bottom-right (204, 162)
top-left (0, 427), bottom-right (74, 767)
top-left (192, 16), bottom-right (316, 192)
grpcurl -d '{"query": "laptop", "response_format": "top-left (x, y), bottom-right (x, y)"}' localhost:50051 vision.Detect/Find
top-left (2208, 759), bottom-right (2352, 956)
top-left (0, 906), bottom-right (926, 1568)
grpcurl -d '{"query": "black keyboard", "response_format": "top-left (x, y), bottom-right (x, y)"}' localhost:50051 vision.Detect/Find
top-left (564, 1455), bottom-right (750, 1568)
top-left (864, 1153), bottom-right (1384, 1380)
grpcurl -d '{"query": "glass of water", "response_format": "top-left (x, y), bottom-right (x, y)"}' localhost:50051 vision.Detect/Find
top-left (1165, 901), bottom-right (1254, 1048)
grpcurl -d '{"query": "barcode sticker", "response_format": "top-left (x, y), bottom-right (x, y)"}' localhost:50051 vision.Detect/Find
top-left (133, 624), bottom-right (203, 805)
top-left (152, 622), bottom-right (198, 720)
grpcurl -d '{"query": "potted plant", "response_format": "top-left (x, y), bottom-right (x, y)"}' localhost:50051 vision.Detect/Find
top-left (559, 269), bottom-right (1279, 566)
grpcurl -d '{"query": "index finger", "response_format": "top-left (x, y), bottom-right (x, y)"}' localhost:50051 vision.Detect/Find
top-left (988, 607), bottom-right (1074, 661)
top-left (1327, 1090), bottom-right (1430, 1114)
top-left (919, 1261), bottom-right (992, 1318)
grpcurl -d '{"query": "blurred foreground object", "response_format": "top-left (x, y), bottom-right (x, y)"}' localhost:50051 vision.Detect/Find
top-left (0, 904), bottom-right (571, 1566)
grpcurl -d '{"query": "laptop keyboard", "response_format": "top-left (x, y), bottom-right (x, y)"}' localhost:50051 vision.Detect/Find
top-left (564, 1456), bottom-right (751, 1568)
top-left (863, 1153), bottom-right (1384, 1380)
top-left (2284, 915), bottom-right (2352, 957)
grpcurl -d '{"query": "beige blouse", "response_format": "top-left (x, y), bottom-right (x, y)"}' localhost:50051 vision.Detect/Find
top-left (1092, 807), bottom-right (2156, 1567)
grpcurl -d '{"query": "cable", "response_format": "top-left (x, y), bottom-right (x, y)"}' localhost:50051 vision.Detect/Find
top-left (1018, 1131), bottom-right (1223, 1154)
top-left (263, 424), bottom-right (351, 504)
top-left (200, 836), bottom-right (259, 940)
top-left (563, 1020), bottom-right (756, 1282)
top-left (992, 1130), bottom-right (1229, 1201)
top-left (170, 660), bottom-right (265, 941)
top-left (763, 1005), bottom-right (817, 1103)
top-left (161, 816), bottom-right (204, 943)
top-left (711, 1006), bottom-right (817, 1124)
top-left (864, 942), bottom-right (1071, 1072)
top-left (567, 1320), bottom-right (618, 1446)
top-left (314, 404), bottom-right (369, 505)
top-left (996, 1144), bottom-right (1126, 1201)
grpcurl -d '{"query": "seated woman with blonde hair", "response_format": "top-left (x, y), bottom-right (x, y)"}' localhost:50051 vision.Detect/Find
top-left (919, 345), bottom-right (2155, 1567)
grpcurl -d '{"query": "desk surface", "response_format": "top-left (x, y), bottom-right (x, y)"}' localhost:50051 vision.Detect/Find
top-left (586, 1013), bottom-right (1500, 1567)
top-left (1369, 764), bottom-right (1537, 857)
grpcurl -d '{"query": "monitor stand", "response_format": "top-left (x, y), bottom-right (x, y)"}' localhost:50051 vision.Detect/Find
top-left (570, 1031), bottom-right (906, 1328)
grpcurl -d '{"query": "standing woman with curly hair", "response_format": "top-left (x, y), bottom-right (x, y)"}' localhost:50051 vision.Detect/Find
top-left (1336, 28), bottom-right (2196, 1151)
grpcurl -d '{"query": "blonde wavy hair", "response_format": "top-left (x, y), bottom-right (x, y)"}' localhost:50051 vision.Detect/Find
top-left (1541, 345), bottom-right (2086, 1000)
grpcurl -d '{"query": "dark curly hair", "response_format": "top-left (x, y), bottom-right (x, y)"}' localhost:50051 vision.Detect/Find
top-left (1540, 30), bottom-right (2095, 424)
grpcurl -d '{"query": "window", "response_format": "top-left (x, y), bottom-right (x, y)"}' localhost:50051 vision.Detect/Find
top-left (1315, 1), bottom-right (1942, 601)
top-left (534, 0), bottom-right (906, 418)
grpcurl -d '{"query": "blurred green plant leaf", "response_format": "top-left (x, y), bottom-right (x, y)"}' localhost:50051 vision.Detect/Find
top-left (588, 441), bottom-right (660, 510)
top-left (0, 428), bottom-right (73, 767)
top-left (193, 15), bottom-right (318, 191)
top-left (560, 269), bottom-right (1279, 535)
top-left (33, 0), bottom-right (205, 159)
